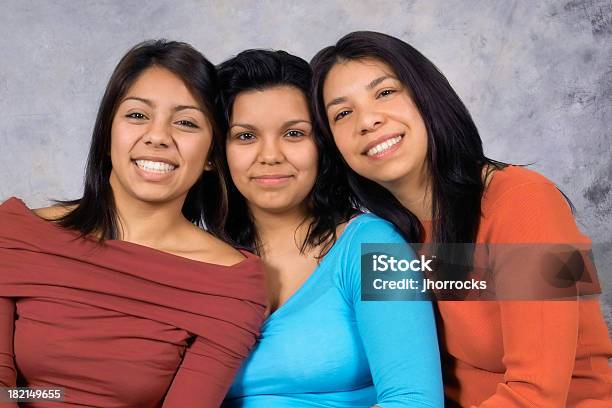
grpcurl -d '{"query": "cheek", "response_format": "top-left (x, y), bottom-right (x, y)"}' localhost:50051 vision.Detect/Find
top-left (109, 124), bottom-right (132, 166)
top-left (185, 134), bottom-right (212, 162)
top-left (199, 138), bottom-right (213, 162)
top-left (288, 144), bottom-right (318, 192)
top-left (408, 114), bottom-right (428, 154)
top-left (226, 146), bottom-right (252, 183)
top-left (333, 133), bottom-right (359, 165)
top-left (287, 141), bottom-right (318, 172)
top-left (417, 130), bottom-right (429, 156)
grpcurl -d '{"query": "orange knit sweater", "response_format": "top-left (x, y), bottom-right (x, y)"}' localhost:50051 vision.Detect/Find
top-left (427, 166), bottom-right (612, 407)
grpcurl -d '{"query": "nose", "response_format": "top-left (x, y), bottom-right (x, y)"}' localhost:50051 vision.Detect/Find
top-left (257, 136), bottom-right (283, 164)
top-left (358, 109), bottom-right (385, 135)
top-left (143, 119), bottom-right (172, 148)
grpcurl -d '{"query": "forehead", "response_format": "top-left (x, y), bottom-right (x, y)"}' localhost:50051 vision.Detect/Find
top-left (124, 66), bottom-right (202, 106)
top-left (323, 58), bottom-right (398, 99)
top-left (231, 85), bottom-right (310, 122)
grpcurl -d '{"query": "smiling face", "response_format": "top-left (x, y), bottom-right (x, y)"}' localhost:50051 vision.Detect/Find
top-left (226, 85), bottom-right (318, 216)
top-left (323, 58), bottom-right (429, 191)
top-left (109, 66), bottom-right (212, 205)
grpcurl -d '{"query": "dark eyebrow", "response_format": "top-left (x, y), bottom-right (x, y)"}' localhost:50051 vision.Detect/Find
top-left (174, 105), bottom-right (204, 114)
top-left (229, 123), bottom-right (257, 131)
top-left (366, 75), bottom-right (395, 90)
top-left (121, 97), bottom-right (204, 113)
top-left (325, 75), bottom-right (397, 111)
top-left (122, 96), bottom-right (153, 106)
top-left (283, 119), bottom-right (311, 127)
top-left (325, 96), bottom-right (347, 111)
top-left (230, 120), bottom-right (311, 131)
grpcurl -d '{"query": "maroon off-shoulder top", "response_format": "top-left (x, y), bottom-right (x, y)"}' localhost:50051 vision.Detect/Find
top-left (0, 197), bottom-right (267, 407)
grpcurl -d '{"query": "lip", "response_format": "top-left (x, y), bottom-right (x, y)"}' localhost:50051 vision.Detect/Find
top-left (131, 156), bottom-right (179, 167)
top-left (362, 133), bottom-right (405, 155)
top-left (132, 156), bottom-right (178, 182)
top-left (251, 174), bottom-right (294, 186)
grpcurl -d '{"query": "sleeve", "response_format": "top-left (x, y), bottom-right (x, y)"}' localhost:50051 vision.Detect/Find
top-left (0, 297), bottom-right (16, 387)
top-left (340, 216), bottom-right (444, 408)
top-left (0, 203), bottom-right (18, 388)
top-left (0, 297), bottom-right (19, 408)
top-left (476, 181), bottom-right (591, 408)
top-left (162, 301), bottom-right (264, 408)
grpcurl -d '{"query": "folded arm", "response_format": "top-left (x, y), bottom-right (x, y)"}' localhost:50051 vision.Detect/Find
top-left (162, 300), bottom-right (265, 408)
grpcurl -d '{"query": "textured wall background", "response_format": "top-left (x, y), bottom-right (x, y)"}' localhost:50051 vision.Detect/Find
top-left (1, 0), bottom-right (611, 327)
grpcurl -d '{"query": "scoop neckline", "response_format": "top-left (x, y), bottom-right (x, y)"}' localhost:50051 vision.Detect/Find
top-left (264, 213), bottom-right (367, 323)
top-left (3, 197), bottom-right (255, 269)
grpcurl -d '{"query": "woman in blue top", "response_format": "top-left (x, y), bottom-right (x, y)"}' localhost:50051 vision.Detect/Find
top-left (213, 49), bottom-right (443, 408)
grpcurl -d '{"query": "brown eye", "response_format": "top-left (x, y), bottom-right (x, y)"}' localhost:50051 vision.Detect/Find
top-left (176, 119), bottom-right (199, 128)
top-left (377, 89), bottom-right (396, 98)
top-left (285, 130), bottom-right (305, 138)
top-left (334, 110), bottom-right (351, 122)
top-left (237, 132), bottom-right (255, 142)
top-left (126, 112), bottom-right (147, 119)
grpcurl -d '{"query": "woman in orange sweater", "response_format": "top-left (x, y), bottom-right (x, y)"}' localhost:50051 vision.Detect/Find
top-left (311, 31), bottom-right (612, 407)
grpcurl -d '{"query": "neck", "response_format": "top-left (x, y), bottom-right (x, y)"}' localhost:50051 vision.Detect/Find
top-left (384, 169), bottom-right (432, 221)
top-left (250, 205), bottom-right (311, 256)
top-left (110, 184), bottom-right (189, 247)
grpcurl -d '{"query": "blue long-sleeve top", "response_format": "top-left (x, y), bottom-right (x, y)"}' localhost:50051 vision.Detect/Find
top-left (223, 214), bottom-right (443, 408)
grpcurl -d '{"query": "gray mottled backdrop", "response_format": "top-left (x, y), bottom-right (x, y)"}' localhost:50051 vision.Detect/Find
top-left (1, 0), bottom-right (611, 328)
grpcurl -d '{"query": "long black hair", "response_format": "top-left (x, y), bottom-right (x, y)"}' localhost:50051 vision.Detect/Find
top-left (311, 31), bottom-right (506, 281)
top-left (215, 49), bottom-right (358, 256)
top-left (56, 39), bottom-right (228, 240)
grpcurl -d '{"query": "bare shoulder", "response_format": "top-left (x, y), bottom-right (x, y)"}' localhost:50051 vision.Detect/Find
top-left (32, 203), bottom-right (75, 221)
top-left (203, 233), bottom-right (247, 266)
top-left (183, 226), bottom-right (247, 266)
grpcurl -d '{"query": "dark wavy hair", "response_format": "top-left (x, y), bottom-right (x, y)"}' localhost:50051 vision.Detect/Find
top-left (215, 49), bottom-right (358, 256)
top-left (311, 31), bottom-right (507, 282)
top-left (55, 39), bottom-right (228, 240)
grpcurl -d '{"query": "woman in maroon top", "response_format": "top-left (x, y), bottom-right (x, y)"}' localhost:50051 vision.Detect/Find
top-left (0, 40), bottom-right (266, 407)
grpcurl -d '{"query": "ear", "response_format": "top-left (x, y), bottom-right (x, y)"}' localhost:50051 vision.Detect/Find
top-left (204, 160), bottom-right (214, 171)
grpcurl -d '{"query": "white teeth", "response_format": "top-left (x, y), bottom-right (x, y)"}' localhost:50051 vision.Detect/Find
top-left (135, 160), bottom-right (176, 173)
top-left (366, 136), bottom-right (403, 157)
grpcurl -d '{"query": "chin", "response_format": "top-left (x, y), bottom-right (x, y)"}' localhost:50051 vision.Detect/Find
top-left (131, 190), bottom-right (179, 204)
top-left (259, 205), bottom-right (292, 214)
top-left (252, 200), bottom-right (296, 214)
top-left (369, 165), bottom-right (414, 185)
